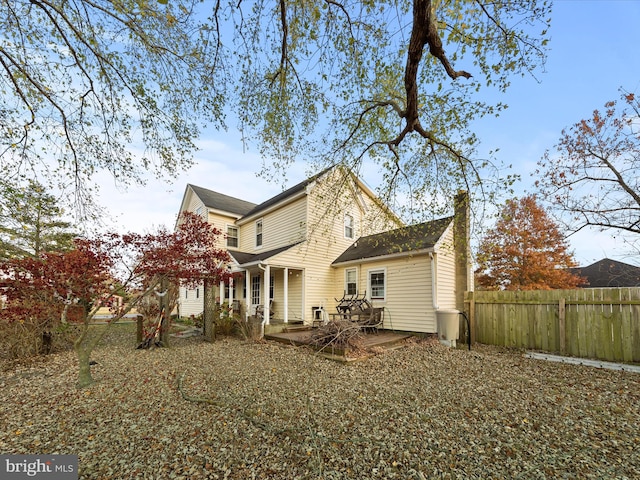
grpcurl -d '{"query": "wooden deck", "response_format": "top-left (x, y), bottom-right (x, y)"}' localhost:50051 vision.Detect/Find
top-left (265, 328), bottom-right (413, 357)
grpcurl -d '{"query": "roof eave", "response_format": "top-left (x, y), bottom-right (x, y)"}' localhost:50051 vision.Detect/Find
top-left (332, 247), bottom-right (435, 267)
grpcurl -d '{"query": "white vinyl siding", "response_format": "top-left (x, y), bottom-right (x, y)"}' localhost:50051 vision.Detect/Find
top-left (238, 197), bottom-right (307, 252)
top-left (179, 283), bottom-right (205, 318)
top-left (297, 168), bottom-right (402, 324)
top-left (434, 224), bottom-right (457, 310)
top-left (334, 256), bottom-right (436, 333)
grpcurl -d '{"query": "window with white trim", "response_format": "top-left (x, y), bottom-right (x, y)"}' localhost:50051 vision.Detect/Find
top-left (256, 219), bottom-right (263, 247)
top-left (345, 268), bottom-right (357, 296)
top-left (251, 275), bottom-right (261, 306)
top-left (270, 275), bottom-right (275, 300)
top-left (368, 269), bottom-right (386, 300)
top-left (227, 225), bottom-right (239, 248)
top-left (344, 213), bottom-right (354, 239)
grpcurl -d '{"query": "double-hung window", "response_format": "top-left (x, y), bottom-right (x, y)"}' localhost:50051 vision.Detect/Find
top-left (256, 219), bottom-right (263, 247)
top-left (344, 213), bottom-right (354, 239)
top-left (368, 269), bottom-right (386, 301)
top-left (227, 225), bottom-right (239, 248)
top-left (345, 268), bottom-right (357, 296)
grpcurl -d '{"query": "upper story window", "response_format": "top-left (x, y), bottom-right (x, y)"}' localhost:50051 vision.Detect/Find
top-left (227, 225), bottom-right (239, 248)
top-left (344, 213), bottom-right (354, 239)
top-left (195, 206), bottom-right (204, 218)
top-left (255, 219), bottom-right (263, 247)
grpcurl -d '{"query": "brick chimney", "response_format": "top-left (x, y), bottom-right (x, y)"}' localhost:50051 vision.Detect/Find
top-left (454, 191), bottom-right (472, 312)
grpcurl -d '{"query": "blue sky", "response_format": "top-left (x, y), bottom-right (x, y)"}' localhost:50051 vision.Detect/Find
top-left (97, 0), bottom-right (640, 267)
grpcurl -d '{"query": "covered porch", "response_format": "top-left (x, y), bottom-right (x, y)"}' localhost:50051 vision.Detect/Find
top-left (228, 246), bottom-right (306, 326)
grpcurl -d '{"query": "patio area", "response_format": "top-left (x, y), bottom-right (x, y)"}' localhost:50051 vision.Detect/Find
top-left (265, 327), bottom-right (414, 359)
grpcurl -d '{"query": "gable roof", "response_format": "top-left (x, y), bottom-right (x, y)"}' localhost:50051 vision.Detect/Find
top-left (332, 216), bottom-right (453, 265)
top-left (570, 258), bottom-right (640, 288)
top-left (240, 166), bottom-right (335, 221)
top-left (188, 184), bottom-right (257, 216)
top-left (228, 242), bottom-right (303, 266)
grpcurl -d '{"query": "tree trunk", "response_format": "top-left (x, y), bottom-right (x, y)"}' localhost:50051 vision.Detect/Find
top-left (203, 278), bottom-right (216, 342)
top-left (159, 277), bottom-right (170, 347)
top-left (75, 341), bottom-right (94, 388)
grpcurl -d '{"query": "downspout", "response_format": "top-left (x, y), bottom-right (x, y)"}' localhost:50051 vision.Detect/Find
top-left (430, 252), bottom-right (438, 311)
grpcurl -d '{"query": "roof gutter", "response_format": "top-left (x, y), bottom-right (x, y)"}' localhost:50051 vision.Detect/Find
top-left (332, 247), bottom-right (435, 267)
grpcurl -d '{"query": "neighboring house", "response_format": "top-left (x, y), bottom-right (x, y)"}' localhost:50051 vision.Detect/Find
top-left (176, 165), bottom-right (472, 334)
top-left (570, 258), bottom-right (640, 288)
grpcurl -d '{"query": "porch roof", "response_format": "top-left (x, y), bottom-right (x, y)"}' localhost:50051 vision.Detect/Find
top-left (228, 242), bottom-right (303, 267)
top-left (332, 216), bottom-right (453, 265)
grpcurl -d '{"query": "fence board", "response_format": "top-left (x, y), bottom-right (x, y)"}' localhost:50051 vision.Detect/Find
top-left (466, 287), bottom-right (640, 364)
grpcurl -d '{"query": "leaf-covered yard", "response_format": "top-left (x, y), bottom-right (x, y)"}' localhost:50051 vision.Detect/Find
top-left (1, 324), bottom-right (638, 479)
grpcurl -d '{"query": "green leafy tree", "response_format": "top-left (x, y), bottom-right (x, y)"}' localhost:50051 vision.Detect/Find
top-left (0, 179), bottom-right (76, 259)
top-left (1, 0), bottom-right (551, 221)
top-left (1, 0), bottom-right (226, 216)
top-left (234, 0), bottom-right (551, 218)
top-left (476, 195), bottom-right (584, 291)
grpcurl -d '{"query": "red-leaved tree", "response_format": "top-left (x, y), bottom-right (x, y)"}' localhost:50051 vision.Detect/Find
top-left (0, 212), bottom-right (231, 387)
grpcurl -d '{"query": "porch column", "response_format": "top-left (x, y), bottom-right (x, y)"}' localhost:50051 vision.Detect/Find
top-left (219, 280), bottom-right (225, 305)
top-left (263, 264), bottom-right (271, 325)
top-left (245, 269), bottom-right (250, 321)
top-left (283, 268), bottom-right (289, 324)
top-left (229, 276), bottom-right (235, 315)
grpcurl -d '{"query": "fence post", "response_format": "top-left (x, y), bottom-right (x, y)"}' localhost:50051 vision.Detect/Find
top-left (558, 297), bottom-right (566, 354)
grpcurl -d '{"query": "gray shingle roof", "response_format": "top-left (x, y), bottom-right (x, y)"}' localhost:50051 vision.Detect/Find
top-left (228, 242), bottom-right (303, 266)
top-left (570, 258), bottom-right (640, 287)
top-left (333, 216), bottom-right (453, 265)
top-left (189, 184), bottom-right (257, 216)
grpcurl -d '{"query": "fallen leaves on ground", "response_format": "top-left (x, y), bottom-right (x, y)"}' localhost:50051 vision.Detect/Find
top-left (1, 325), bottom-right (638, 479)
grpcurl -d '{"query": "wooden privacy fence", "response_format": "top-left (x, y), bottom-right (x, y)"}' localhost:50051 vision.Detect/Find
top-left (465, 288), bottom-right (640, 364)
